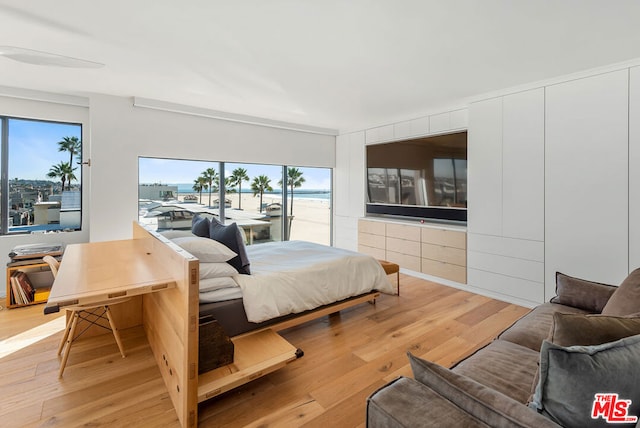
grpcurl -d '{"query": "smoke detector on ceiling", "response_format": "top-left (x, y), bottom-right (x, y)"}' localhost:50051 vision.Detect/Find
top-left (0, 46), bottom-right (104, 68)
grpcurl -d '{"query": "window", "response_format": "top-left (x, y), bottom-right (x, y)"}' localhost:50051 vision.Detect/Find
top-left (0, 117), bottom-right (83, 234)
top-left (139, 158), bottom-right (332, 246)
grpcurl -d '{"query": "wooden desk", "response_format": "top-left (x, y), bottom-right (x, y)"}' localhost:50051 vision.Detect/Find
top-left (45, 239), bottom-right (177, 313)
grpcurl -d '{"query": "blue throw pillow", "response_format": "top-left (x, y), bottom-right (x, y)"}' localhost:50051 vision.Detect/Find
top-left (191, 215), bottom-right (210, 238)
top-left (209, 217), bottom-right (250, 274)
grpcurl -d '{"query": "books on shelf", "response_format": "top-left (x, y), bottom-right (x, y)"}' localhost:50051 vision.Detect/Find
top-left (10, 271), bottom-right (36, 305)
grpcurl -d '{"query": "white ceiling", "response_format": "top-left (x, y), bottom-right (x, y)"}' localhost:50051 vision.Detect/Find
top-left (2, 1), bottom-right (640, 133)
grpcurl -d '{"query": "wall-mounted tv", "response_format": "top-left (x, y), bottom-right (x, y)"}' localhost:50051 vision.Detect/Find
top-left (366, 131), bottom-right (467, 223)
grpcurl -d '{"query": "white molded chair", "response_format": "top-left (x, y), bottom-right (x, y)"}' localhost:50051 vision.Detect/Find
top-left (43, 255), bottom-right (128, 377)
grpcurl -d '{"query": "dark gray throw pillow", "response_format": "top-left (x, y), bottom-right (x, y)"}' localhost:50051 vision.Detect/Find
top-left (209, 217), bottom-right (250, 275)
top-left (548, 312), bottom-right (640, 347)
top-left (191, 214), bottom-right (210, 238)
top-left (408, 353), bottom-right (560, 428)
top-left (550, 272), bottom-right (616, 313)
top-left (530, 335), bottom-right (640, 427)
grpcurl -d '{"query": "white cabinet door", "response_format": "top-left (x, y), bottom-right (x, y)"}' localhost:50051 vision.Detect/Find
top-left (468, 97), bottom-right (503, 236)
top-left (348, 132), bottom-right (366, 217)
top-left (545, 69), bottom-right (629, 299)
top-left (334, 134), bottom-right (350, 217)
top-left (630, 66), bottom-right (640, 272)
top-left (502, 88), bottom-right (544, 241)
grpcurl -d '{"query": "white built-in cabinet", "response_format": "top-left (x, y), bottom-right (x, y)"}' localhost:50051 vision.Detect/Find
top-left (334, 131), bottom-right (366, 251)
top-left (467, 88), bottom-right (545, 306)
top-left (630, 66), bottom-right (640, 271)
top-left (544, 69), bottom-right (630, 298)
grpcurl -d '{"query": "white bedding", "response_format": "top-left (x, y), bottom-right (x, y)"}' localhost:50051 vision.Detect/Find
top-left (233, 240), bottom-right (394, 323)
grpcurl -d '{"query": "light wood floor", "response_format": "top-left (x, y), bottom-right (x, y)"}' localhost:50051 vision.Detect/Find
top-left (0, 275), bottom-right (530, 427)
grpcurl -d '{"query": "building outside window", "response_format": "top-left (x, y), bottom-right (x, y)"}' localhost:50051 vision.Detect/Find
top-left (1, 117), bottom-right (83, 234)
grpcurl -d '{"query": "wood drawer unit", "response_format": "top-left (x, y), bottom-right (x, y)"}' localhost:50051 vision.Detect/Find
top-left (421, 242), bottom-right (466, 267)
top-left (358, 219), bottom-right (386, 259)
top-left (385, 223), bottom-right (420, 242)
top-left (421, 258), bottom-right (467, 283)
top-left (421, 228), bottom-right (466, 249)
top-left (358, 219), bottom-right (386, 235)
top-left (420, 227), bottom-right (467, 283)
top-left (357, 244), bottom-right (386, 260)
top-left (386, 236), bottom-right (420, 256)
top-left (386, 251), bottom-right (421, 272)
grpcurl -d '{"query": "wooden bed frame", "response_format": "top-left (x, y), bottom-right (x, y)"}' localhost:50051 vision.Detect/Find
top-left (131, 222), bottom-right (380, 427)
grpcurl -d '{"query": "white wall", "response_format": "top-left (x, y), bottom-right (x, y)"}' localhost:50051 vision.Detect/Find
top-left (89, 95), bottom-right (336, 242)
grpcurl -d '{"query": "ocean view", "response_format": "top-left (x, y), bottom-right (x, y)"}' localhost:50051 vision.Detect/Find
top-left (173, 183), bottom-right (331, 201)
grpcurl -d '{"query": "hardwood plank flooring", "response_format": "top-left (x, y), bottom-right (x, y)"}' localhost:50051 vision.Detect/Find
top-left (0, 275), bottom-right (530, 427)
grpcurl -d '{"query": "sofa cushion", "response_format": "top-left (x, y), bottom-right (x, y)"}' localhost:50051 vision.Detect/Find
top-left (408, 354), bottom-right (560, 428)
top-left (451, 339), bottom-right (540, 404)
top-left (549, 312), bottom-right (640, 347)
top-left (498, 303), bottom-right (589, 352)
top-left (530, 335), bottom-right (640, 428)
top-left (367, 376), bottom-right (489, 428)
top-left (602, 268), bottom-right (640, 316)
top-left (550, 271), bottom-right (616, 313)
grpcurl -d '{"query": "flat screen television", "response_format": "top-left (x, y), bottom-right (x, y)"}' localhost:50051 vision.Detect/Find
top-left (366, 131), bottom-right (467, 223)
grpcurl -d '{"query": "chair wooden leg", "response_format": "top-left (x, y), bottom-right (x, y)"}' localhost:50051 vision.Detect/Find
top-left (59, 311), bottom-right (79, 378)
top-left (57, 311), bottom-right (73, 356)
top-left (105, 305), bottom-right (126, 358)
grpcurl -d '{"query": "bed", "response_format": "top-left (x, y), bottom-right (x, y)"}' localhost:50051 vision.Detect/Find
top-left (199, 240), bottom-right (395, 336)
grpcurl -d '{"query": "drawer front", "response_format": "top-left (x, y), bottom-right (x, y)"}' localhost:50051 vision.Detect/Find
top-left (358, 232), bottom-right (386, 250)
top-left (386, 251), bottom-right (421, 272)
top-left (386, 236), bottom-right (420, 256)
top-left (421, 258), bottom-right (467, 283)
top-left (421, 243), bottom-right (466, 267)
top-left (421, 228), bottom-right (466, 249)
top-left (386, 223), bottom-right (421, 242)
top-left (358, 244), bottom-right (386, 260)
top-left (358, 219), bottom-right (385, 236)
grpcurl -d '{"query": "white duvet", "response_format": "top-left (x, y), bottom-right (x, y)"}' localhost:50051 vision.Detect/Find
top-left (233, 241), bottom-right (394, 323)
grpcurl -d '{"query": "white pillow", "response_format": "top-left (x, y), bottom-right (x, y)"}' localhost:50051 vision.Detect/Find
top-left (199, 277), bottom-right (238, 293)
top-left (172, 236), bottom-right (236, 263)
top-left (200, 262), bottom-right (238, 279)
top-left (159, 230), bottom-right (195, 239)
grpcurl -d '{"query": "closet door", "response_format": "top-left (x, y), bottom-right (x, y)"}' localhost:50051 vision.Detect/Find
top-left (502, 88), bottom-right (544, 242)
top-left (630, 66), bottom-right (640, 272)
top-left (467, 97), bottom-right (503, 236)
top-left (545, 69), bottom-right (629, 299)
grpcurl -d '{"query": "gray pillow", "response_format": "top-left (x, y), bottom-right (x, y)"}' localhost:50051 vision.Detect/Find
top-left (530, 335), bottom-right (640, 427)
top-left (191, 214), bottom-right (210, 238)
top-left (550, 272), bottom-right (616, 313)
top-left (602, 268), bottom-right (640, 316)
top-left (548, 312), bottom-right (640, 347)
top-left (408, 353), bottom-right (560, 428)
top-left (209, 217), bottom-right (250, 275)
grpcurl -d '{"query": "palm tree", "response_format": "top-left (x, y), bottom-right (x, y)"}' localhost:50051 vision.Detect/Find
top-left (201, 168), bottom-right (218, 207)
top-left (279, 167), bottom-right (305, 216)
top-left (58, 136), bottom-right (81, 166)
top-left (192, 176), bottom-right (207, 203)
top-left (229, 168), bottom-right (249, 210)
top-left (251, 175), bottom-right (273, 213)
top-left (47, 161), bottom-right (76, 192)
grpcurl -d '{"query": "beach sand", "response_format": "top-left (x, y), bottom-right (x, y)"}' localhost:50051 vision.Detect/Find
top-left (180, 192), bottom-right (331, 245)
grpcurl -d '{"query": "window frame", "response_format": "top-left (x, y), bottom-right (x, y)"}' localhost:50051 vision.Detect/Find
top-left (0, 115), bottom-right (84, 235)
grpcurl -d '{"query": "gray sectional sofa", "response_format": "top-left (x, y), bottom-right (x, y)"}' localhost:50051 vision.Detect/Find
top-left (367, 270), bottom-right (640, 427)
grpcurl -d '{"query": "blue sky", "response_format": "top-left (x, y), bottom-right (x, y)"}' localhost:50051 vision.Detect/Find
top-left (139, 157), bottom-right (332, 190)
top-left (7, 119), bottom-right (82, 181)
